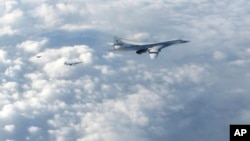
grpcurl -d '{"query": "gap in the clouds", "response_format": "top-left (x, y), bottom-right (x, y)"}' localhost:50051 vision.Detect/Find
top-left (0, 35), bottom-right (24, 47)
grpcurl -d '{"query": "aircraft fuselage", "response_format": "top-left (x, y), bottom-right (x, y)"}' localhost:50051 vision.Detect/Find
top-left (109, 36), bottom-right (189, 59)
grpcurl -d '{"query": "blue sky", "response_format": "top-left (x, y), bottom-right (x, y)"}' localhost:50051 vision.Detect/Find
top-left (0, 0), bottom-right (250, 141)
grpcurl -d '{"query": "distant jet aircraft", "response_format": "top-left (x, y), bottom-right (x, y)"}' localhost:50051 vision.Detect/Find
top-left (109, 36), bottom-right (189, 59)
top-left (64, 61), bottom-right (82, 66)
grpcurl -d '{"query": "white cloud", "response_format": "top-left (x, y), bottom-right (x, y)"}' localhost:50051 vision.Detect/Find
top-left (0, 3), bottom-right (22, 36)
top-left (0, 104), bottom-right (15, 119)
top-left (43, 58), bottom-right (71, 78)
top-left (103, 52), bottom-right (122, 60)
top-left (1, 81), bottom-right (19, 94)
top-left (94, 65), bottom-right (115, 75)
top-left (213, 51), bottom-right (226, 60)
top-left (0, 0), bottom-right (249, 141)
top-left (17, 39), bottom-right (48, 53)
top-left (171, 64), bottom-right (206, 83)
top-left (28, 126), bottom-right (40, 134)
top-left (60, 24), bottom-right (95, 31)
top-left (0, 49), bottom-right (7, 62)
top-left (130, 32), bottom-right (150, 41)
top-left (4, 124), bottom-right (15, 133)
top-left (3, 1), bottom-right (19, 13)
top-left (229, 59), bottom-right (249, 66)
top-left (0, 26), bottom-right (18, 36)
top-left (4, 64), bottom-right (22, 78)
top-left (79, 52), bottom-right (93, 65)
top-left (0, 8), bottom-right (23, 25)
top-left (32, 3), bottom-right (61, 28)
top-left (55, 3), bottom-right (77, 14)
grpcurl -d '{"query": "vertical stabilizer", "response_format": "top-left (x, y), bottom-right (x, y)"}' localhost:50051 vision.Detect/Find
top-left (113, 36), bottom-right (124, 45)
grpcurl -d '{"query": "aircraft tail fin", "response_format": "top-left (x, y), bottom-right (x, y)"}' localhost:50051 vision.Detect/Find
top-left (113, 36), bottom-right (124, 45)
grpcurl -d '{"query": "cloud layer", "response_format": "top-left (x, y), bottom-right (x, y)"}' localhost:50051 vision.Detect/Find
top-left (0, 0), bottom-right (250, 141)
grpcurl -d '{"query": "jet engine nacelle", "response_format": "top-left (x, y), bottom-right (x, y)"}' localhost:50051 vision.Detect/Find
top-left (148, 49), bottom-right (160, 59)
top-left (136, 49), bottom-right (147, 54)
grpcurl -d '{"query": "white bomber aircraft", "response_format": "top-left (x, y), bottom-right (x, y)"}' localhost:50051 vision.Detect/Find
top-left (109, 36), bottom-right (189, 59)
